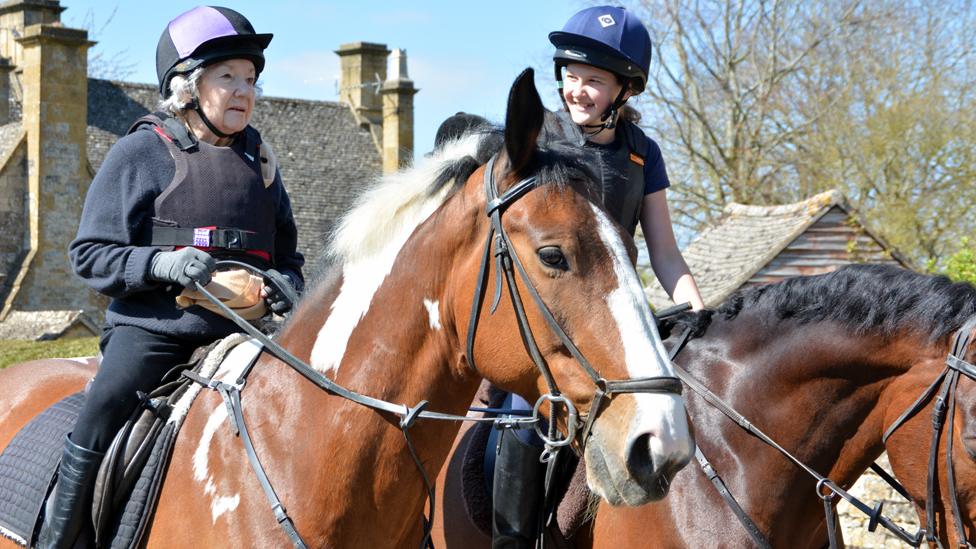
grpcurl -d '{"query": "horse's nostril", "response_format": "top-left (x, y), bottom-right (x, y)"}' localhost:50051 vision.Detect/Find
top-left (625, 432), bottom-right (655, 483)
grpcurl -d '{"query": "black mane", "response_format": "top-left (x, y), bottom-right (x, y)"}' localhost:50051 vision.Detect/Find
top-left (665, 264), bottom-right (976, 342)
top-left (429, 112), bottom-right (604, 202)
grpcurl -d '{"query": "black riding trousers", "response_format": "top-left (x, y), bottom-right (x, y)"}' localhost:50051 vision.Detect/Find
top-left (70, 325), bottom-right (212, 452)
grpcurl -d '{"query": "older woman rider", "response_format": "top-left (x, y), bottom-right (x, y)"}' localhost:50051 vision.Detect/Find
top-left (38, 7), bottom-right (304, 548)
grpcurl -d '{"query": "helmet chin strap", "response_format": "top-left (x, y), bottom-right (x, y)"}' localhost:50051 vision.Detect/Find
top-left (188, 97), bottom-right (233, 139)
top-left (577, 86), bottom-right (629, 138)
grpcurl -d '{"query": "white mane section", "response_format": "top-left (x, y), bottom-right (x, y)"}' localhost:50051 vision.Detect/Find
top-left (328, 134), bottom-right (483, 264)
top-left (311, 133), bottom-right (485, 375)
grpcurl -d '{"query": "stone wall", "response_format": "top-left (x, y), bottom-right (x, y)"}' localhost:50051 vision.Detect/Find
top-left (0, 132), bottom-right (24, 298)
top-left (839, 454), bottom-right (919, 548)
top-left (2, 23), bottom-right (101, 315)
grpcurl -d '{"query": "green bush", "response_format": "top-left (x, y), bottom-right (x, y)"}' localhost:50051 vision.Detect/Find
top-left (0, 337), bottom-right (99, 369)
top-left (937, 238), bottom-right (976, 286)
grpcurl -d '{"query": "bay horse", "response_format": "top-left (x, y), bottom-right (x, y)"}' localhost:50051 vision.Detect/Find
top-left (0, 69), bottom-right (693, 548)
top-left (588, 264), bottom-right (976, 548)
top-left (430, 264), bottom-right (976, 547)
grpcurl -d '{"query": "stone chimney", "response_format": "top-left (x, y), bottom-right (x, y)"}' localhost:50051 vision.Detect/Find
top-left (1, 17), bottom-right (98, 318)
top-left (335, 42), bottom-right (389, 143)
top-left (0, 0), bottom-right (63, 67)
top-left (380, 49), bottom-right (417, 173)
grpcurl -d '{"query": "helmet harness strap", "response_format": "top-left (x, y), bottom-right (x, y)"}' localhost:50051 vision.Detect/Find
top-left (188, 96), bottom-right (234, 139)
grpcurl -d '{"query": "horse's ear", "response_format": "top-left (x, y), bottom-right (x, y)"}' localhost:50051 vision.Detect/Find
top-left (504, 68), bottom-right (544, 177)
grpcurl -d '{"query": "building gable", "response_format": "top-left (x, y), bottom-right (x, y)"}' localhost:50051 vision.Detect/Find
top-left (644, 190), bottom-right (911, 309)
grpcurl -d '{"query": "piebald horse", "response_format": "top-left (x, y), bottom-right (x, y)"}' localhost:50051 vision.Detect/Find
top-left (0, 69), bottom-right (693, 548)
top-left (589, 265), bottom-right (976, 548)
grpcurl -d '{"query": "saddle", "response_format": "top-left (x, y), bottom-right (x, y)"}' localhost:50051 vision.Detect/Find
top-left (0, 333), bottom-right (259, 549)
top-left (460, 382), bottom-right (594, 547)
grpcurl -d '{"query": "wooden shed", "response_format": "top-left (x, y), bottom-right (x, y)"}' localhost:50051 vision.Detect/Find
top-left (644, 190), bottom-right (912, 309)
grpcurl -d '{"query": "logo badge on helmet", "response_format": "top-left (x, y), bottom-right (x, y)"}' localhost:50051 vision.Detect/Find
top-left (598, 14), bottom-right (616, 27)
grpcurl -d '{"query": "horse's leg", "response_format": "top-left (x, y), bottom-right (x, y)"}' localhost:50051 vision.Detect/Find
top-left (0, 359), bottom-right (95, 453)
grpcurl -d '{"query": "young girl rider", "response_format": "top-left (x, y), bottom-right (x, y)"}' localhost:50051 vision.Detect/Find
top-left (39, 7), bottom-right (304, 548)
top-left (491, 6), bottom-right (704, 547)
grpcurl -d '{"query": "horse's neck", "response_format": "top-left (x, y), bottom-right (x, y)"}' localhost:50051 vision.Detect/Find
top-left (672, 316), bottom-right (927, 535)
top-left (237, 191), bottom-right (485, 543)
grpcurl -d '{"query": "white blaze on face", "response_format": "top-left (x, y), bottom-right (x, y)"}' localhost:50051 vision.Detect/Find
top-left (423, 298), bottom-right (442, 330)
top-left (589, 204), bottom-right (689, 453)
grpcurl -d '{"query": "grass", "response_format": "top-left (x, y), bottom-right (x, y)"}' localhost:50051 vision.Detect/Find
top-left (0, 337), bottom-right (99, 369)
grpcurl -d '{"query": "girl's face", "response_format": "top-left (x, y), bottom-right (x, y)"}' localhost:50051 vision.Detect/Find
top-left (561, 63), bottom-right (630, 127)
top-left (196, 59), bottom-right (257, 135)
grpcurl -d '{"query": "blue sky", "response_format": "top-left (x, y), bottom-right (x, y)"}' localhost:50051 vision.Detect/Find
top-left (63, 1), bottom-right (590, 158)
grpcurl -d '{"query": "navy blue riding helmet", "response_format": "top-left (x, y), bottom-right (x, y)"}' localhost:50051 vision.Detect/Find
top-left (155, 6), bottom-right (272, 137)
top-left (549, 5), bottom-right (652, 127)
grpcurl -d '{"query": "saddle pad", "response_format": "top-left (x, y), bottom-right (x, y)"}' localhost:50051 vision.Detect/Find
top-left (0, 392), bottom-right (86, 547)
top-left (106, 422), bottom-right (176, 549)
top-left (463, 382), bottom-right (592, 544)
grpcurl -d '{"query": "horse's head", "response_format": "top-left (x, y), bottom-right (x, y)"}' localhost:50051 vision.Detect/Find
top-left (455, 69), bottom-right (693, 505)
top-left (884, 314), bottom-right (976, 544)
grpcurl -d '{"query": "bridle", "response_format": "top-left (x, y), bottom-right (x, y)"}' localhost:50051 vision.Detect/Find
top-left (464, 154), bottom-right (683, 453)
top-left (666, 314), bottom-right (976, 548)
top-left (183, 152), bottom-right (682, 548)
top-left (882, 314), bottom-right (976, 547)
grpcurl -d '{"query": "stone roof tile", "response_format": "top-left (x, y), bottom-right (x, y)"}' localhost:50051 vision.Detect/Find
top-left (644, 190), bottom-right (845, 309)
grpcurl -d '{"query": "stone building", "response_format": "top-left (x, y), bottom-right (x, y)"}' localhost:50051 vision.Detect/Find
top-left (0, 0), bottom-right (416, 339)
top-left (644, 189), bottom-right (912, 309)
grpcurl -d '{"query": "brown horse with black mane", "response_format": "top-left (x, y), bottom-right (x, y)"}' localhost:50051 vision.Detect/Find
top-left (588, 264), bottom-right (976, 548)
top-left (432, 264), bottom-right (976, 547)
top-left (0, 69), bottom-right (693, 548)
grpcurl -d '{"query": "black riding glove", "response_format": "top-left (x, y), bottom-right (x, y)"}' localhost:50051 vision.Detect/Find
top-left (262, 269), bottom-right (300, 315)
top-left (149, 248), bottom-right (216, 288)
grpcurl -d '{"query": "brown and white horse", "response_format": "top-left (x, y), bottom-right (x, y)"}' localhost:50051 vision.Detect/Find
top-left (588, 265), bottom-right (976, 548)
top-left (0, 70), bottom-right (693, 548)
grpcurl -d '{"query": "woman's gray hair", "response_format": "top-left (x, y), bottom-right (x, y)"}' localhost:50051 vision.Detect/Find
top-left (157, 68), bottom-right (204, 115)
top-left (157, 65), bottom-right (264, 116)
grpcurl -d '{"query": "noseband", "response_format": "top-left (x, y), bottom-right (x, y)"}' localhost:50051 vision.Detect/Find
top-left (882, 315), bottom-right (976, 547)
top-left (464, 155), bottom-right (683, 452)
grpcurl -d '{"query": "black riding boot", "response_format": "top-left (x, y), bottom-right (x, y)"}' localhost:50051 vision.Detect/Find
top-left (36, 434), bottom-right (104, 549)
top-left (492, 428), bottom-right (545, 549)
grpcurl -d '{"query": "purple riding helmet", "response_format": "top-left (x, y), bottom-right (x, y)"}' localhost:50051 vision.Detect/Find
top-left (549, 5), bottom-right (652, 127)
top-left (156, 6), bottom-right (272, 98)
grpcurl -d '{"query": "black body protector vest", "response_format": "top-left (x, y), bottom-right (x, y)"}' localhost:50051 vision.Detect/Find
top-left (600, 119), bottom-right (648, 236)
top-left (127, 113), bottom-right (277, 268)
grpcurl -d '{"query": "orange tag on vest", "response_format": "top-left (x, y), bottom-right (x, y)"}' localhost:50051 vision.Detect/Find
top-left (629, 152), bottom-right (645, 166)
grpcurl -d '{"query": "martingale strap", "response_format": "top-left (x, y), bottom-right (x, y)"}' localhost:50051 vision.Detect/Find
top-left (672, 360), bottom-right (922, 546)
top-left (189, 261), bottom-right (535, 549)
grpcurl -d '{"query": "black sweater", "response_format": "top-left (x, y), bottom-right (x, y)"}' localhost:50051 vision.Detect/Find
top-left (69, 126), bottom-right (305, 338)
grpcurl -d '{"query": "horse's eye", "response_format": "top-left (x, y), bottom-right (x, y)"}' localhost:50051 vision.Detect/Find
top-left (538, 246), bottom-right (569, 270)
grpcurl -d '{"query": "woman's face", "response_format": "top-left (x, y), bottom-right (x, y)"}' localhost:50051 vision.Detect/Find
top-left (196, 59), bottom-right (257, 135)
top-left (561, 63), bottom-right (629, 127)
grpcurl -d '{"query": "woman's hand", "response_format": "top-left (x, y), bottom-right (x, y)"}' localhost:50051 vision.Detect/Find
top-left (261, 269), bottom-right (300, 314)
top-left (149, 248), bottom-right (216, 287)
